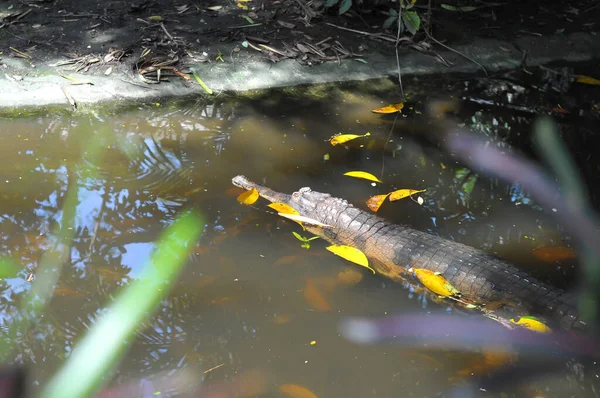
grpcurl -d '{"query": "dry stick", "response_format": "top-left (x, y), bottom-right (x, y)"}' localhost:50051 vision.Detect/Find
top-left (324, 22), bottom-right (397, 43)
top-left (395, 4), bottom-right (404, 99)
top-left (159, 22), bottom-right (175, 42)
top-left (423, 28), bottom-right (488, 76)
top-left (203, 363), bottom-right (225, 374)
top-left (293, 0), bottom-right (317, 19)
top-left (380, 112), bottom-right (401, 181)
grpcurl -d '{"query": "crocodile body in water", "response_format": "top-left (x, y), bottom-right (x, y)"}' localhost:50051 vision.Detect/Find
top-left (232, 175), bottom-right (585, 331)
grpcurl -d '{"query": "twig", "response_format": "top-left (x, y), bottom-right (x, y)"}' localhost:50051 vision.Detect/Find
top-left (117, 78), bottom-right (159, 90)
top-left (395, 3), bottom-right (404, 99)
top-left (380, 112), bottom-right (401, 181)
top-left (159, 22), bottom-right (175, 42)
top-left (203, 363), bottom-right (224, 374)
top-left (423, 29), bottom-right (488, 76)
top-left (324, 22), bottom-right (397, 43)
top-left (293, 0), bottom-right (317, 20)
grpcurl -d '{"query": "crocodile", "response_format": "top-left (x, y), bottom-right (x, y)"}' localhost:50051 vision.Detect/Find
top-left (232, 175), bottom-right (585, 331)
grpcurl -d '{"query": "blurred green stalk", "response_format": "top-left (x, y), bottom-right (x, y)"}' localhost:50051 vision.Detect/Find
top-left (41, 210), bottom-right (203, 398)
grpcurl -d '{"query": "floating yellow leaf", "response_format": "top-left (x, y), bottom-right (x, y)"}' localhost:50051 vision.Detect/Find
top-left (268, 202), bottom-right (299, 215)
top-left (329, 132), bottom-right (370, 146)
top-left (304, 278), bottom-right (331, 312)
top-left (269, 203), bottom-right (304, 229)
top-left (326, 245), bottom-right (375, 274)
top-left (389, 188), bottom-right (426, 201)
top-left (279, 383), bottom-right (317, 398)
top-left (510, 316), bottom-right (552, 334)
top-left (343, 171), bottom-right (382, 183)
top-left (574, 74), bottom-right (600, 85)
top-left (372, 103), bottom-right (404, 114)
top-left (409, 268), bottom-right (460, 297)
top-left (366, 193), bottom-right (390, 212)
top-left (236, 188), bottom-right (259, 205)
top-left (337, 267), bottom-right (363, 286)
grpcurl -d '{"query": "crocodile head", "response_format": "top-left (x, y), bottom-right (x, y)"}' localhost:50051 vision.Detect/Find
top-left (290, 187), bottom-right (332, 213)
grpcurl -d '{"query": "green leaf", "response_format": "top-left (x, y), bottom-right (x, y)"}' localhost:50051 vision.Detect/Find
top-left (441, 4), bottom-right (478, 12)
top-left (383, 15), bottom-right (397, 29)
top-left (402, 11), bottom-right (420, 35)
top-left (325, 0), bottom-right (339, 7)
top-left (354, 58), bottom-right (368, 64)
top-left (292, 231), bottom-right (308, 242)
top-left (191, 71), bottom-right (213, 95)
top-left (462, 174), bottom-right (477, 194)
top-left (338, 0), bottom-right (352, 15)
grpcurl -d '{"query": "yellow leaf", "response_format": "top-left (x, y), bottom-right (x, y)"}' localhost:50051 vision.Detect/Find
top-left (366, 193), bottom-right (390, 212)
top-left (269, 203), bottom-right (305, 229)
top-left (237, 2), bottom-right (248, 9)
top-left (510, 316), bottom-right (552, 334)
top-left (372, 103), bottom-right (404, 114)
top-left (343, 171), bottom-right (382, 183)
top-left (268, 202), bottom-right (299, 215)
top-left (410, 268), bottom-right (460, 297)
top-left (389, 188), bottom-right (426, 201)
top-left (574, 74), bottom-right (600, 85)
top-left (279, 383), bottom-right (317, 398)
top-left (329, 132), bottom-right (370, 146)
top-left (236, 188), bottom-right (259, 205)
top-left (148, 15), bottom-right (163, 21)
top-left (326, 245), bottom-right (375, 274)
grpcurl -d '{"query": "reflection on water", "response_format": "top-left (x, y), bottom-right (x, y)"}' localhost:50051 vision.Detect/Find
top-left (0, 79), bottom-right (599, 396)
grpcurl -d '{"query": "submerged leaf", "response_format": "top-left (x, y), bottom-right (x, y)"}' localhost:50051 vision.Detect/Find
top-left (531, 246), bottom-right (577, 262)
top-left (510, 316), bottom-right (552, 334)
top-left (573, 75), bottom-right (600, 85)
top-left (236, 188), bottom-right (259, 205)
top-left (337, 267), bottom-right (363, 286)
top-left (366, 193), bottom-right (390, 212)
top-left (329, 132), bottom-right (370, 146)
top-left (343, 171), bottom-right (382, 183)
top-left (409, 268), bottom-right (460, 297)
top-left (389, 188), bottom-right (426, 201)
top-left (304, 278), bottom-right (332, 312)
top-left (279, 383), bottom-right (318, 398)
top-left (372, 103), bottom-right (404, 114)
top-left (326, 245), bottom-right (375, 274)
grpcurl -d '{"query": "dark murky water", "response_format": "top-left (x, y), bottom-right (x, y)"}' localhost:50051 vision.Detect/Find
top-left (1, 72), bottom-right (599, 397)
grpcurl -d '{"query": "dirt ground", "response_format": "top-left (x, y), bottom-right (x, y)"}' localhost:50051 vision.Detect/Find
top-left (1, 0), bottom-right (599, 77)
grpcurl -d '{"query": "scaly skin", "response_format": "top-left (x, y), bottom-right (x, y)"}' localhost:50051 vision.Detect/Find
top-left (232, 175), bottom-right (585, 331)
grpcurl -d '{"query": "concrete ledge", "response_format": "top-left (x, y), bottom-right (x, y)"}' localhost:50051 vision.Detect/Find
top-left (1, 32), bottom-right (599, 110)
